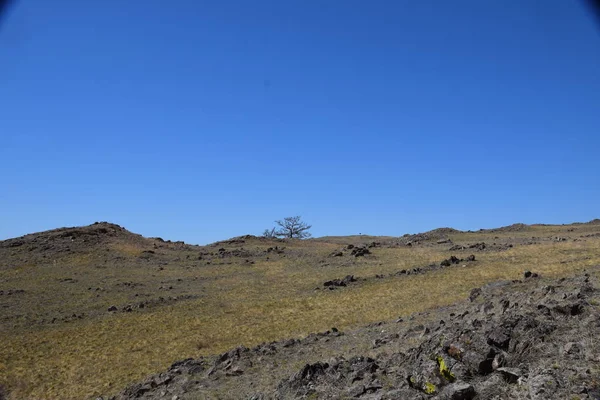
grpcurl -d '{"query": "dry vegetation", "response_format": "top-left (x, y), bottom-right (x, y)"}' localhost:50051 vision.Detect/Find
top-left (1, 221), bottom-right (600, 399)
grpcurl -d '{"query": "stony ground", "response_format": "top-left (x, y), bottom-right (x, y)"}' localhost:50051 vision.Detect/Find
top-left (1, 220), bottom-right (600, 399)
top-left (107, 271), bottom-right (600, 399)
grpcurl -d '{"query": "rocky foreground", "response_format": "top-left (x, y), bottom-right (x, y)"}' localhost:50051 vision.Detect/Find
top-left (106, 270), bottom-right (600, 399)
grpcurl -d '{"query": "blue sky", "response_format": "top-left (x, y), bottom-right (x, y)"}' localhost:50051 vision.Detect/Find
top-left (1, 1), bottom-right (599, 244)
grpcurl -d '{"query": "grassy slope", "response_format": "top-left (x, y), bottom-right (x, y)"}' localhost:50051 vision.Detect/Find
top-left (1, 222), bottom-right (600, 399)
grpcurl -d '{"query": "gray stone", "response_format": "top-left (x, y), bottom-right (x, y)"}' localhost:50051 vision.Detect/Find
top-left (496, 367), bottom-right (521, 384)
top-left (528, 374), bottom-right (557, 400)
top-left (440, 382), bottom-right (476, 400)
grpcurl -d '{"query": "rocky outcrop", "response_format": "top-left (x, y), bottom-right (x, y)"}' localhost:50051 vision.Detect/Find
top-left (106, 272), bottom-right (600, 399)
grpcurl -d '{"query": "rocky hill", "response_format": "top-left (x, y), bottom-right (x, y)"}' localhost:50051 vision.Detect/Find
top-left (106, 272), bottom-right (600, 399)
top-left (2, 220), bottom-right (600, 399)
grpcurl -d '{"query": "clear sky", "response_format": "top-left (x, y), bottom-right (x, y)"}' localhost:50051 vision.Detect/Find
top-left (1, 1), bottom-right (599, 244)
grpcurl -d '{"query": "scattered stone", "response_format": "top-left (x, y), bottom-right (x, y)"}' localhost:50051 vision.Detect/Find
top-left (441, 256), bottom-right (461, 267)
top-left (0, 289), bottom-right (25, 296)
top-left (351, 247), bottom-right (371, 257)
top-left (101, 268), bottom-right (600, 399)
top-left (323, 275), bottom-right (357, 288)
top-left (469, 242), bottom-right (486, 251)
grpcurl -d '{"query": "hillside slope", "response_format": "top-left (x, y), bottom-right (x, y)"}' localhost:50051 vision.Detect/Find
top-left (1, 221), bottom-right (600, 399)
top-left (110, 272), bottom-right (600, 399)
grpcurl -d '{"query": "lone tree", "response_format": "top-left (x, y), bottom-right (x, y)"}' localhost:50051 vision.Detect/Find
top-left (264, 216), bottom-right (312, 239)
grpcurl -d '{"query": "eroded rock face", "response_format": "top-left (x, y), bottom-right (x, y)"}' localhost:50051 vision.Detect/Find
top-left (276, 356), bottom-right (381, 398)
top-left (107, 273), bottom-right (600, 400)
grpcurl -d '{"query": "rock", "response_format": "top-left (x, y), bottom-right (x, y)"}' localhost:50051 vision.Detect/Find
top-left (324, 275), bottom-right (356, 288)
top-left (487, 328), bottom-right (510, 350)
top-left (441, 256), bottom-right (461, 267)
top-left (446, 344), bottom-right (464, 360)
top-left (330, 251), bottom-right (343, 257)
top-left (437, 238), bottom-right (452, 244)
top-left (496, 367), bottom-right (521, 384)
top-left (107, 305), bottom-right (118, 312)
top-left (469, 242), bottom-right (486, 250)
top-left (552, 301), bottom-right (584, 316)
top-left (276, 362), bottom-right (329, 397)
top-left (108, 271), bottom-right (600, 400)
top-left (226, 366), bottom-right (243, 376)
top-left (462, 347), bottom-right (498, 375)
top-left (324, 279), bottom-right (345, 287)
top-left (382, 388), bottom-right (425, 399)
top-left (491, 352), bottom-right (506, 371)
top-left (528, 374), bottom-right (557, 400)
top-left (562, 341), bottom-right (582, 357)
top-left (365, 378), bottom-right (383, 392)
top-left (469, 288), bottom-right (482, 302)
top-left (474, 373), bottom-right (506, 398)
top-left (351, 247), bottom-right (371, 257)
top-left (439, 382), bottom-right (475, 400)
top-left (347, 384), bottom-right (365, 397)
top-left (587, 389), bottom-right (600, 399)
top-left (0, 289), bottom-right (25, 296)
top-left (466, 254), bottom-right (476, 262)
top-left (293, 362), bottom-right (327, 382)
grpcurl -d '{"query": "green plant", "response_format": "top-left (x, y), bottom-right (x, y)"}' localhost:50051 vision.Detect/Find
top-left (437, 355), bottom-right (456, 382)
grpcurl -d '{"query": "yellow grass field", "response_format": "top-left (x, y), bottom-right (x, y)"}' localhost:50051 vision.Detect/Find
top-left (1, 222), bottom-right (599, 399)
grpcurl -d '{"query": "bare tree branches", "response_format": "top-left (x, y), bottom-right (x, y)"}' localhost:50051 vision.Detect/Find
top-left (263, 216), bottom-right (312, 239)
top-left (262, 227), bottom-right (277, 238)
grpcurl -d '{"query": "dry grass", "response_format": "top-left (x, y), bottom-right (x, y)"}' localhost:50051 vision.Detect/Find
top-left (1, 224), bottom-right (600, 399)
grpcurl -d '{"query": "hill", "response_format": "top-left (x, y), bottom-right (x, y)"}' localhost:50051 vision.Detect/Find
top-left (1, 221), bottom-right (600, 399)
top-left (111, 272), bottom-right (600, 400)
